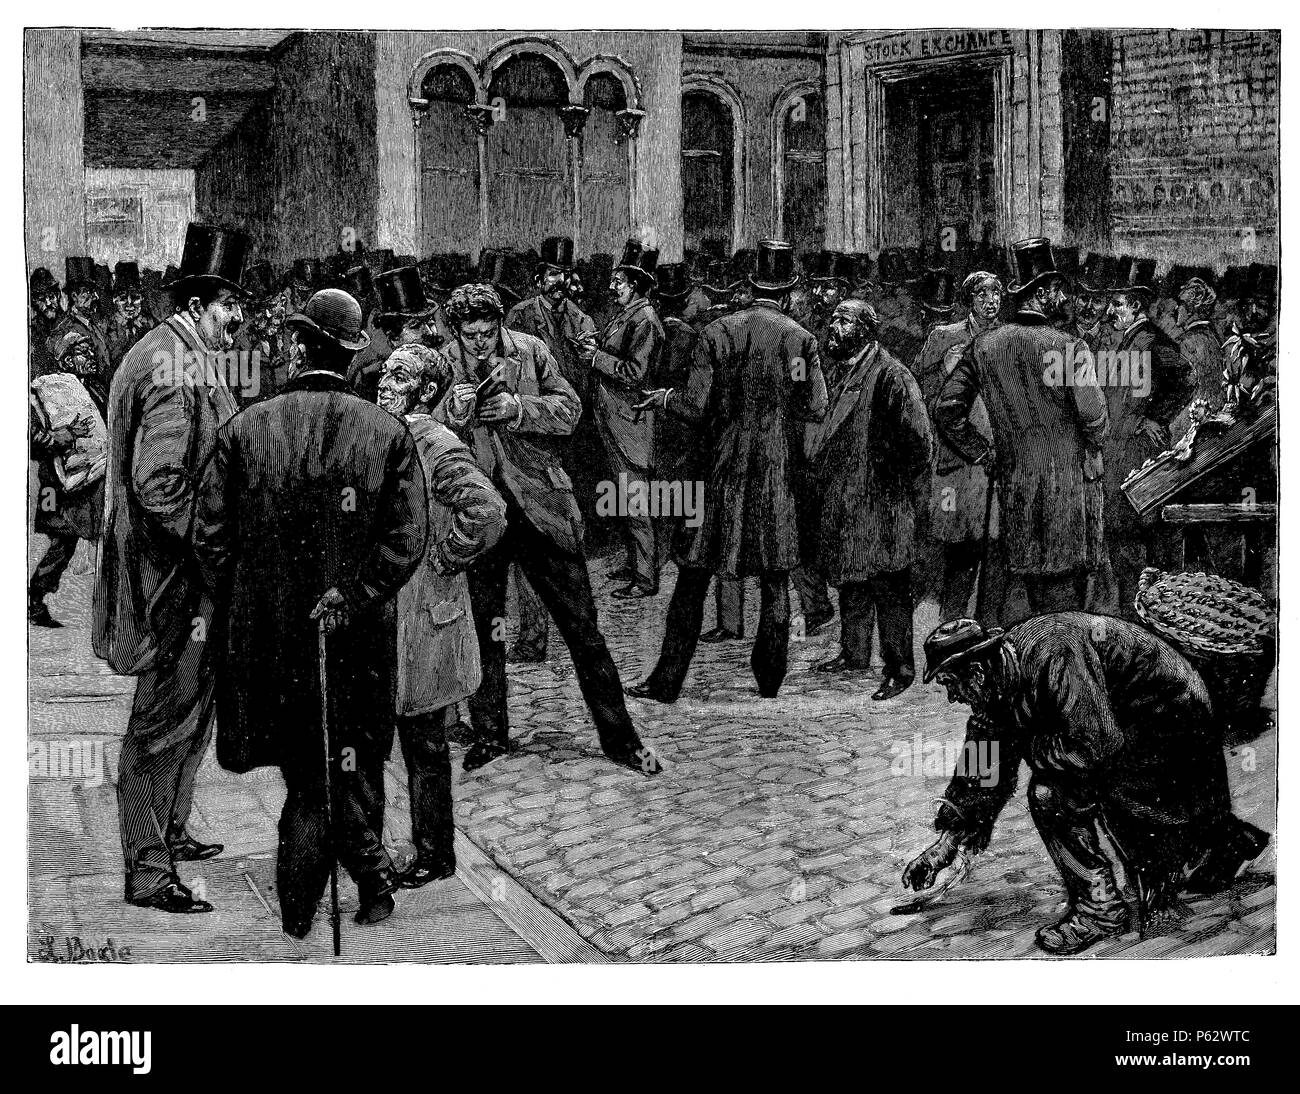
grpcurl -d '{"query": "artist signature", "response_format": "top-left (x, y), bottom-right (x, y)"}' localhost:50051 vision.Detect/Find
top-left (31, 933), bottom-right (134, 963)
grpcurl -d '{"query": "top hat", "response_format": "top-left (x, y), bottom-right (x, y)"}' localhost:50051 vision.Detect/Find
top-left (809, 251), bottom-right (856, 286)
top-left (720, 248), bottom-right (757, 290)
top-left (749, 239), bottom-right (798, 292)
top-left (698, 238), bottom-right (727, 262)
top-left (291, 258), bottom-right (323, 287)
top-left (1053, 245), bottom-right (1082, 282)
top-left (94, 263), bottom-right (113, 298)
top-left (168, 223), bottom-right (249, 296)
top-left (616, 239), bottom-right (659, 291)
top-left (1243, 262), bottom-right (1278, 303)
top-left (241, 261), bottom-right (280, 305)
top-left (1218, 265), bottom-right (1249, 302)
top-left (477, 249), bottom-right (528, 305)
top-left (652, 263), bottom-right (692, 301)
top-left (685, 250), bottom-right (714, 282)
top-left (1076, 253), bottom-right (1123, 294)
top-left (30, 266), bottom-right (59, 296)
top-left (359, 248), bottom-right (396, 277)
top-left (394, 254), bottom-right (418, 269)
top-left (65, 257), bottom-right (96, 290)
top-left (376, 265), bottom-right (435, 319)
top-left (539, 236), bottom-right (575, 271)
top-left (343, 264), bottom-right (376, 304)
top-left (917, 268), bottom-right (959, 313)
top-left (877, 246), bottom-right (920, 287)
top-left (850, 253), bottom-right (877, 288)
top-left (112, 261), bottom-right (143, 295)
top-left (922, 618), bottom-right (1007, 683)
top-left (286, 288), bottom-right (370, 352)
top-left (1008, 237), bottom-right (1063, 296)
top-left (1164, 264), bottom-right (1217, 298)
top-left (1111, 255), bottom-right (1158, 300)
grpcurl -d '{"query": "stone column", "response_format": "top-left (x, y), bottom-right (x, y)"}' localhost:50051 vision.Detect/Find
top-left (25, 29), bottom-right (85, 281)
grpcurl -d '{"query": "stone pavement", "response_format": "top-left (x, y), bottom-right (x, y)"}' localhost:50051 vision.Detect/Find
top-left (28, 537), bottom-right (1277, 963)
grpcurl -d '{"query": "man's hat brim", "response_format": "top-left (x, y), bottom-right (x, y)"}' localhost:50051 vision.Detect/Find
top-left (167, 272), bottom-right (247, 298)
top-left (615, 265), bottom-right (656, 290)
top-left (749, 274), bottom-right (799, 291)
top-left (922, 630), bottom-right (1006, 683)
top-left (1009, 271), bottom-right (1065, 296)
top-left (285, 312), bottom-right (370, 351)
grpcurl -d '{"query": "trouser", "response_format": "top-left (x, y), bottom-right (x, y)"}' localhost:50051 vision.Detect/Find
top-left (792, 564), bottom-right (834, 623)
top-left (396, 707), bottom-right (454, 867)
top-left (838, 569), bottom-right (915, 676)
top-left (645, 567), bottom-right (790, 699)
top-left (277, 731), bottom-right (396, 930)
top-left (938, 538), bottom-right (1009, 626)
top-left (467, 502), bottom-right (642, 754)
top-left (715, 575), bottom-right (745, 636)
top-left (29, 532), bottom-right (79, 599)
top-left (1028, 776), bottom-right (1129, 927)
top-left (512, 565), bottom-right (548, 656)
top-left (118, 583), bottom-right (218, 901)
top-left (600, 444), bottom-right (657, 588)
top-left (1022, 569), bottom-right (1090, 616)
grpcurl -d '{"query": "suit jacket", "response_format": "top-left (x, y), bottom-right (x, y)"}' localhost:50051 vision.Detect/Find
top-left (592, 297), bottom-right (664, 470)
top-left (668, 299), bottom-right (827, 575)
top-left (438, 327), bottom-right (584, 554)
top-left (913, 317), bottom-right (1000, 543)
top-left (936, 310), bottom-right (1109, 576)
top-left (93, 315), bottom-right (239, 675)
top-left (1170, 321), bottom-right (1224, 439)
top-left (506, 295), bottom-right (597, 403)
top-left (809, 343), bottom-right (933, 580)
top-left (106, 314), bottom-right (156, 373)
top-left (397, 415), bottom-right (506, 716)
top-left (192, 371), bottom-right (429, 773)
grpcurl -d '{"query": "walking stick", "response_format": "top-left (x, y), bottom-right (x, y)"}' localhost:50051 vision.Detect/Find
top-left (318, 619), bottom-right (342, 957)
top-left (974, 460), bottom-right (997, 622)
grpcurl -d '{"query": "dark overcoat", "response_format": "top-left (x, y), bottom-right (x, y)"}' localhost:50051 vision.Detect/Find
top-left (192, 371), bottom-right (428, 773)
top-left (592, 297), bottom-right (664, 471)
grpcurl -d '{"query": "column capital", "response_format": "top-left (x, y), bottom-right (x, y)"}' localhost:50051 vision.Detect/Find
top-left (614, 108), bottom-right (646, 143)
top-left (465, 103), bottom-right (497, 135)
top-left (559, 104), bottom-right (591, 139)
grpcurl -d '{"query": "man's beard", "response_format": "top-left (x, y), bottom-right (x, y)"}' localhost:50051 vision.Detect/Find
top-left (828, 333), bottom-right (866, 362)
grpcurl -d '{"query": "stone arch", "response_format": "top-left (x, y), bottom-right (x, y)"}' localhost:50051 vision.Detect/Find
top-left (577, 54), bottom-right (642, 111)
top-left (408, 48), bottom-right (485, 106)
top-left (481, 35), bottom-right (580, 104)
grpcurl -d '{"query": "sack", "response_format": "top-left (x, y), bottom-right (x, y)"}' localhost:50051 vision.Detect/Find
top-left (30, 373), bottom-right (108, 493)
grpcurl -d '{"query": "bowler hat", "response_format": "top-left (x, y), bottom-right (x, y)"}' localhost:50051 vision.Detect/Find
top-left (65, 256), bottom-right (96, 291)
top-left (376, 265), bottom-right (435, 319)
top-left (616, 239), bottom-right (659, 292)
top-left (652, 263), bottom-right (691, 301)
top-left (539, 236), bottom-right (575, 270)
top-left (30, 266), bottom-right (59, 296)
top-left (922, 618), bottom-right (1006, 683)
top-left (917, 268), bottom-right (959, 314)
top-left (750, 239), bottom-right (798, 291)
top-left (286, 288), bottom-right (370, 352)
top-left (113, 261), bottom-right (143, 295)
top-left (1008, 237), bottom-right (1063, 296)
top-left (168, 224), bottom-right (249, 296)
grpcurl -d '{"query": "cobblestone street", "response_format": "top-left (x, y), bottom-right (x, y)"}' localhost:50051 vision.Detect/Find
top-left (28, 539), bottom-right (1276, 963)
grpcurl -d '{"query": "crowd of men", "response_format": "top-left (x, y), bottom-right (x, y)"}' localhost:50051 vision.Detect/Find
top-left (27, 220), bottom-right (1276, 953)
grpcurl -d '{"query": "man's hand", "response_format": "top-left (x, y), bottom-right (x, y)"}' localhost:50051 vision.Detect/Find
top-left (901, 832), bottom-right (959, 892)
top-left (67, 413), bottom-right (94, 439)
top-left (633, 388), bottom-right (669, 412)
top-left (477, 392), bottom-right (521, 424)
top-left (446, 383), bottom-right (476, 426)
top-left (310, 587), bottom-right (349, 636)
top-left (1137, 417), bottom-right (1168, 449)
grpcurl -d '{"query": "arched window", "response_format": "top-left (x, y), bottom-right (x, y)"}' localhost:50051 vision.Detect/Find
top-left (418, 64), bottom-right (480, 255)
top-left (484, 52), bottom-right (571, 250)
top-left (682, 89), bottom-right (736, 253)
top-left (580, 73), bottom-right (631, 257)
top-left (775, 86), bottom-right (826, 253)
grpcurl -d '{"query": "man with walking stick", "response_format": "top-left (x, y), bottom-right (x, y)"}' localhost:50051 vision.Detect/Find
top-left (195, 287), bottom-right (429, 940)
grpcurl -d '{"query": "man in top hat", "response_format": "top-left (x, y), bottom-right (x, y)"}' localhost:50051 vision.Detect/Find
top-left (231, 261), bottom-right (291, 404)
top-left (105, 262), bottom-right (157, 377)
top-left (28, 328), bottom-right (107, 627)
top-left (53, 256), bottom-right (112, 390)
top-left (93, 222), bottom-right (248, 913)
top-left (802, 298), bottom-right (933, 698)
top-left (807, 252), bottom-right (855, 352)
top-left (29, 266), bottom-right (63, 379)
top-left (875, 247), bottom-right (925, 366)
top-left (903, 614), bottom-right (1270, 954)
top-left (436, 282), bottom-right (661, 775)
top-left (628, 239), bottom-right (828, 702)
top-left (1098, 259), bottom-right (1193, 618)
top-left (936, 238), bottom-right (1109, 617)
top-left (913, 270), bottom-right (1008, 624)
top-left (683, 246), bottom-right (720, 326)
top-left (1170, 275), bottom-right (1224, 439)
top-left (1069, 253), bottom-right (1120, 353)
top-left (194, 287), bottom-right (429, 936)
top-left (591, 239), bottom-right (666, 598)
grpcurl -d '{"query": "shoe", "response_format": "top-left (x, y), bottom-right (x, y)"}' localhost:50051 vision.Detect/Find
top-left (872, 674), bottom-right (915, 701)
top-left (1184, 822), bottom-right (1270, 893)
top-left (463, 740), bottom-right (510, 772)
top-left (28, 597), bottom-right (62, 628)
top-left (612, 583), bottom-right (657, 599)
top-left (699, 627), bottom-right (742, 643)
top-left (284, 917), bottom-right (312, 939)
top-left (398, 856), bottom-right (456, 888)
top-left (625, 680), bottom-right (677, 704)
top-left (804, 611), bottom-right (834, 635)
top-left (169, 835), bottom-right (224, 861)
top-left (813, 654), bottom-right (869, 674)
top-left (129, 881), bottom-right (213, 914)
top-left (354, 892), bottom-right (395, 926)
top-left (604, 743), bottom-right (662, 775)
top-left (1034, 910), bottom-right (1129, 955)
top-left (507, 643), bottom-right (546, 663)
